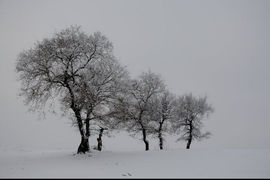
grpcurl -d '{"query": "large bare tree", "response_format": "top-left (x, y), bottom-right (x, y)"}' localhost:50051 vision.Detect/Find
top-left (172, 93), bottom-right (214, 149)
top-left (16, 26), bottom-right (127, 153)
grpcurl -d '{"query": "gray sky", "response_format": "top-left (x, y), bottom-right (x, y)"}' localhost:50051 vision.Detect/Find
top-left (0, 0), bottom-right (270, 150)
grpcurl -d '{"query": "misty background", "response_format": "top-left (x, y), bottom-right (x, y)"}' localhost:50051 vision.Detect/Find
top-left (0, 0), bottom-right (270, 151)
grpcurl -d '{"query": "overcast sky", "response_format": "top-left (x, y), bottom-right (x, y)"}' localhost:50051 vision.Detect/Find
top-left (0, 0), bottom-right (270, 150)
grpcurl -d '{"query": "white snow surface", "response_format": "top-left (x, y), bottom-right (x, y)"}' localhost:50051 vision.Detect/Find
top-left (0, 148), bottom-right (270, 178)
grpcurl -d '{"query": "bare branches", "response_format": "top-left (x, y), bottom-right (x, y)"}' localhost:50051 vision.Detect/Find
top-left (172, 93), bottom-right (214, 149)
top-left (112, 70), bottom-right (166, 150)
top-left (16, 26), bottom-right (127, 153)
top-left (16, 25), bottom-right (214, 152)
top-left (73, 44), bottom-right (97, 75)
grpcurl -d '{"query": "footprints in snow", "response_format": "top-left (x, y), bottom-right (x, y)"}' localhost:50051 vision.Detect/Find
top-left (122, 172), bottom-right (132, 177)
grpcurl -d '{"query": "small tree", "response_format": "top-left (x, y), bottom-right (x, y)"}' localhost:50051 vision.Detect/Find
top-left (172, 93), bottom-right (214, 149)
top-left (116, 71), bottom-right (165, 151)
top-left (89, 107), bottom-right (123, 151)
top-left (90, 123), bottom-right (108, 151)
top-left (86, 74), bottom-right (130, 151)
top-left (16, 26), bottom-right (127, 153)
top-left (148, 90), bottom-right (176, 150)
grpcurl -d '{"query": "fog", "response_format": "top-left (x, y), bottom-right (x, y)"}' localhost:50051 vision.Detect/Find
top-left (0, 0), bottom-right (270, 150)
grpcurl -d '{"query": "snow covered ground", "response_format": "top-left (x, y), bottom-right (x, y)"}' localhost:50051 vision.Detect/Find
top-left (0, 147), bottom-right (270, 178)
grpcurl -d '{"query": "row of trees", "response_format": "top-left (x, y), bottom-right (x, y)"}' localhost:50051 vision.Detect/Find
top-left (16, 26), bottom-right (213, 154)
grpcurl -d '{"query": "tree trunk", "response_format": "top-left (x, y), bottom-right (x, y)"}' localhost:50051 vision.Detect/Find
top-left (74, 110), bottom-right (89, 154)
top-left (158, 122), bottom-right (163, 150)
top-left (186, 138), bottom-right (192, 149)
top-left (77, 136), bottom-right (89, 153)
top-left (142, 128), bottom-right (149, 151)
top-left (85, 113), bottom-right (91, 138)
top-left (66, 81), bottom-right (90, 154)
top-left (186, 122), bottom-right (192, 149)
top-left (158, 132), bottom-right (163, 150)
top-left (97, 128), bottom-right (104, 151)
top-left (138, 110), bottom-right (149, 151)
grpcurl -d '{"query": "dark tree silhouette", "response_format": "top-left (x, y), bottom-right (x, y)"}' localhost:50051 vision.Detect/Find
top-left (114, 71), bottom-right (165, 151)
top-left (148, 90), bottom-right (176, 150)
top-left (16, 26), bottom-right (127, 153)
top-left (172, 93), bottom-right (214, 149)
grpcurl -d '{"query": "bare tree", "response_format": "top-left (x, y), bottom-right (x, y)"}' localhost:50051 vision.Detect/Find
top-left (88, 105), bottom-right (124, 152)
top-left (89, 122), bottom-right (109, 151)
top-left (148, 90), bottom-right (176, 150)
top-left (116, 71), bottom-right (165, 151)
top-left (172, 93), bottom-right (214, 149)
top-left (16, 26), bottom-right (127, 154)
